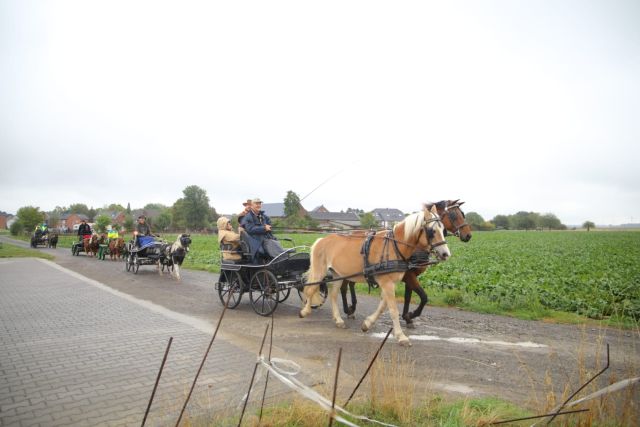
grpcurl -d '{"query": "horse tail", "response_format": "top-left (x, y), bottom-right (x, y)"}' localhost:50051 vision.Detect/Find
top-left (305, 237), bottom-right (328, 306)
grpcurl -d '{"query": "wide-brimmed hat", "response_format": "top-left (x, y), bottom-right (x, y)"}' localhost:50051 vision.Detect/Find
top-left (242, 199), bottom-right (252, 206)
top-left (251, 197), bottom-right (262, 203)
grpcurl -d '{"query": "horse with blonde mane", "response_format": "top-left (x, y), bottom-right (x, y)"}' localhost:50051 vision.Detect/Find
top-left (300, 205), bottom-right (450, 346)
top-left (339, 200), bottom-right (472, 327)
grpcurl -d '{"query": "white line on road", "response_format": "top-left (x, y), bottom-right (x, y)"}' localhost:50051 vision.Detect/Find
top-left (371, 332), bottom-right (547, 348)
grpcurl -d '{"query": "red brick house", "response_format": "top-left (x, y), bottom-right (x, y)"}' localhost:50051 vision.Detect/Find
top-left (60, 213), bottom-right (89, 232)
top-left (0, 211), bottom-right (13, 229)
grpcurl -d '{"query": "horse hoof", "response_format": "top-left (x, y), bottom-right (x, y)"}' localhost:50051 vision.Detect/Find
top-left (399, 338), bottom-right (412, 347)
top-left (299, 311), bottom-right (306, 318)
top-left (336, 322), bottom-right (346, 329)
top-left (361, 321), bottom-right (370, 332)
top-left (405, 322), bottom-right (415, 329)
top-left (348, 314), bottom-right (355, 320)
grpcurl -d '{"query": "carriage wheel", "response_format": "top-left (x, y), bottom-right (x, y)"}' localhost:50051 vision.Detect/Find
top-left (132, 254), bottom-right (140, 274)
top-left (249, 270), bottom-right (278, 316)
top-left (72, 246), bottom-right (77, 256)
top-left (277, 287), bottom-right (291, 303)
top-left (125, 253), bottom-right (132, 271)
top-left (217, 270), bottom-right (243, 309)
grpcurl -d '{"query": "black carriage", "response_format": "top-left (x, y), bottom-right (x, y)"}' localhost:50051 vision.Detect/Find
top-left (124, 237), bottom-right (167, 274)
top-left (214, 238), bottom-right (325, 316)
top-left (30, 231), bottom-right (48, 248)
top-left (71, 239), bottom-right (84, 256)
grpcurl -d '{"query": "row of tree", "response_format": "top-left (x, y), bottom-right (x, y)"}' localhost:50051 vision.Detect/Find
top-left (463, 211), bottom-right (567, 231)
top-left (9, 185), bottom-right (219, 235)
top-left (9, 186), bottom-right (596, 235)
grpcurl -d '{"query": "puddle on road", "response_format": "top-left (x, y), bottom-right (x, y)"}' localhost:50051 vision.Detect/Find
top-left (371, 332), bottom-right (547, 348)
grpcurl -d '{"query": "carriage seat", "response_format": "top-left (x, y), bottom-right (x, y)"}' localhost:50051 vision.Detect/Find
top-left (220, 230), bottom-right (252, 263)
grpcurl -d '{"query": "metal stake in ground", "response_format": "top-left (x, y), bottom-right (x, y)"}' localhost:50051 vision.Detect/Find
top-left (238, 323), bottom-right (270, 427)
top-left (343, 327), bottom-right (392, 408)
top-left (141, 336), bottom-right (173, 427)
top-left (328, 347), bottom-right (343, 427)
top-left (174, 285), bottom-right (234, 427)
top-left (258, 313), bottom-right (275, 423)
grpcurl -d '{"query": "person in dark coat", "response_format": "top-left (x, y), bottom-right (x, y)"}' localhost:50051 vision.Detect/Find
top-left (240, 198), bottom-right (285, 263)
top-left (77, 220), bottom-right (92, 239)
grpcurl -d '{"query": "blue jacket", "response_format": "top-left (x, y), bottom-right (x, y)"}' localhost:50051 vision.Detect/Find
top-left (240, 210), bottom-right (273, 261)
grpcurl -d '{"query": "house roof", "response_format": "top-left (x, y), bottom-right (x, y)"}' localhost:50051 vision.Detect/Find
top-left (311, 205), bottom-right (329, 213)
top-left (372, 208), bottom-right (405, 222)
top-left (60, 213), bottom-right (89, 220)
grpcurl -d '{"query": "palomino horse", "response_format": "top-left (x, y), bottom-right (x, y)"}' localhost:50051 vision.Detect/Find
top-left (108, 237), bottom-right (125, 260)
top-left (159, 234), bottom-right (192, 280)
top-left (340, 200), bottom-right (471, 327)
top-left (300, 205), bottom-right (450, 346)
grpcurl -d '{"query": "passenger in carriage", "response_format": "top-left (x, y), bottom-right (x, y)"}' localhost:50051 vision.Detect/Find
top-left (133, 215), bottom-right (154, 248)
top-left (237, 199), bottom-right (252, 230)
top-left (217, 216), bottom-right (242, 261)
top-left (240, 197), bottom-right (286, 263)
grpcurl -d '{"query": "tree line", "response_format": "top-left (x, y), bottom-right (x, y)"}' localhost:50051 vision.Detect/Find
top-left (9, 185), bottom-right (219, 235)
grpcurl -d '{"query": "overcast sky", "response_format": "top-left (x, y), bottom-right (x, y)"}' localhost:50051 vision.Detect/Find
top-left (1, 1), bottom-right (639, 225)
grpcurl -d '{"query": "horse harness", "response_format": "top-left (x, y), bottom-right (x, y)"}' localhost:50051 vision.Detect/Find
top-left (361, 216), bottom-right (446, 289)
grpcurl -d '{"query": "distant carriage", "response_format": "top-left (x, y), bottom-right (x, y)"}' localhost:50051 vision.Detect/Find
top-left (124, 234), bottom-right (191, 279)
top-left (30, 231), bottom-right (48, 248)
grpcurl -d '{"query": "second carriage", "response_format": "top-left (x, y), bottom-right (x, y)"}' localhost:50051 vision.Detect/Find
top-left (215, 238), bottom-right (325, 316)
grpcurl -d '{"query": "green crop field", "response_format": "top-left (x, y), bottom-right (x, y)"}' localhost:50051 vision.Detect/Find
top-left (423, 230), bottom-right (640, 321)
top-left (10, 230), bottom-right (639, 321)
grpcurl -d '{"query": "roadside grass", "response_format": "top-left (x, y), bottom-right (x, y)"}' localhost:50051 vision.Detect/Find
top-left (0, 241), bottom-right (54, 260)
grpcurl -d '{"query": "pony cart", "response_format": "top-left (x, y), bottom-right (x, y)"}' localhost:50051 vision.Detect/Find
top-left (30, 231), bottom-right (48, 248)
top-left (125, 234), bottom-right (192, 278)
top-left (215, 238), bottom-right (318, 316)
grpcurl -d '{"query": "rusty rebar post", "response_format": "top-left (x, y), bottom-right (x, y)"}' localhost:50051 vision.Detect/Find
top-left (343, 327), bottom-right (392, 408)
top-left (141, 336), bottom-right (173, 427)
top-left (258, 313), bottom-right (275, 423)
top-left (328, 347), bottom-right (343, 427)
top-left (546, 343), bottom-right (609, 425)
top-left (238, 323), bottom-right (270, 427)
top-left (174, 284), bottom-right (234, 427)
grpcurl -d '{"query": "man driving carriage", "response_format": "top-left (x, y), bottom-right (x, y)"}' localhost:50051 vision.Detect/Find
top-left (240, 197), bottom-right (286, 263)
top-left (133, 215), bottom-right (155, 248)
top-left (77, 219), bottom-right (91, 240)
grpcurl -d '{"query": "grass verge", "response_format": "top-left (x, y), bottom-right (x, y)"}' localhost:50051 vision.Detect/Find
top-left (0, 241), bottom-right (54, 260)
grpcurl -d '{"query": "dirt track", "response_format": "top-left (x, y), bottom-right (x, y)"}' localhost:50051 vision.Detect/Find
top-left (3, 236), bottom-right (639, 414)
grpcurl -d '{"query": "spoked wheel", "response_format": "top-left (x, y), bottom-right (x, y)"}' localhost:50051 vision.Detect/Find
top-left (125, 253), bottom-right (132, 271)
top-left (249, 269), bottom-right (278, 316)
top-left (132, 254), bottom-right (140, 274)
top-left (217, 270), bottom-right (243, 309)
top-left (297, 281), bottom-right (329, 308)
top-left (277, 286), bottom-right (291, 303)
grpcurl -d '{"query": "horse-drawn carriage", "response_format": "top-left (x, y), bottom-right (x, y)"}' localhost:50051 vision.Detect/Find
top-left (214, 238), bottom-right (323, 316)
top-left (30, 231), bottom-right (48, 248)
top-left (125, 234), bottom-right (192, 278)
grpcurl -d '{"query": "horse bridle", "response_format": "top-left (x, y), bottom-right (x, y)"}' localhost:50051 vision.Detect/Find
top-left (420, 214), bottom-right (448, 250)
top-left (444, 204), bottom-right (469, 238)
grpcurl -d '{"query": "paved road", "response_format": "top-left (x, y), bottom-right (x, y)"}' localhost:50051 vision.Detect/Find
top-left (1, 235), bottom-right (638, 426)
top-left (0, 256), bottom-right (295, 427)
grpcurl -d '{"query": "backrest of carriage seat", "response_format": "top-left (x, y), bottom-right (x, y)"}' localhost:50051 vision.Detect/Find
top-left (238, 229), bottom-right (252, 257)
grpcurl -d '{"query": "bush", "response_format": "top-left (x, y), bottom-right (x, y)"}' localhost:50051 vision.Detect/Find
top-left (9, 220), bottom-right (23, 236)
